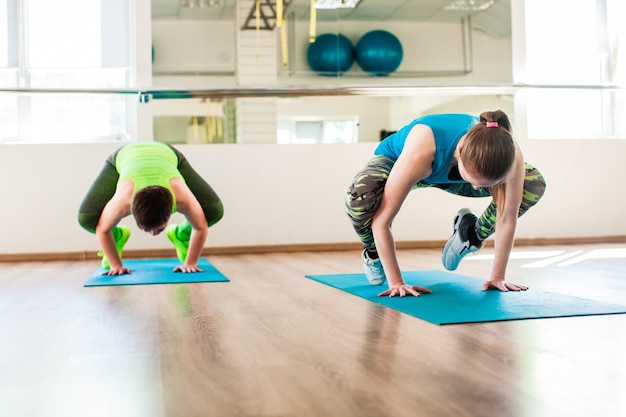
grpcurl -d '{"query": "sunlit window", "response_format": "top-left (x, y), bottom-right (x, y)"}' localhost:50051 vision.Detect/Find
top-left (517, 0), bottom-right (626, 139)
top-left (278, 117), bottom-right (358, 144)
top-left (0, 0), bottom-right (131, 143)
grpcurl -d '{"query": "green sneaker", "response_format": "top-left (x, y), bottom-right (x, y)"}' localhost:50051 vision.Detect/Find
top-left (166, 225), bottom-right (189, 263)
top-left (99, 226), bottom-right (131, 269)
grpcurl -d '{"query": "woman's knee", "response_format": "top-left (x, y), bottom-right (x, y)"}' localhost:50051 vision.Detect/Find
top-left (206, 201), bottom-right (224, 227)
top-left (525, 168), bottom-right (546, 199)
top-left (521, 166), bottom-right (547, 212)
top-left (78, 213), bottom-right (98, 234)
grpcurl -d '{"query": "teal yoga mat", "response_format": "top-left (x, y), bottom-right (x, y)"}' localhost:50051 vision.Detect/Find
top-left (305, 270), bottom-right (626, 325)
top-left (85, 258), bottom-right (229, 287)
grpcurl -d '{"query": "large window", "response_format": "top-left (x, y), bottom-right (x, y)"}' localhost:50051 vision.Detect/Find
top-left (0, 0), bottom-right (131, 143)
top-left (516, 0), bottom-right (626, 139)
top-left (277, 117), bottom-right (358, 144)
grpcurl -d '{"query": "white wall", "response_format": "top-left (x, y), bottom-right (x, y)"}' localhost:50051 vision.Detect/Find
top-left (152, 20), bottom-right (236, 75)
top-left (2, 11), bottom-right (624, 257)
top-left (1, 136), bottom-right (626, 255)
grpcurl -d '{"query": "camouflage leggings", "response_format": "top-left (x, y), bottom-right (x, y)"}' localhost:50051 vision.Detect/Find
top-left (344, 154), bottom-right (546, 250)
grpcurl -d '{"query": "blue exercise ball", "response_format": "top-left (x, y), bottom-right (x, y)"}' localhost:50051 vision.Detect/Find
top-left (306, 33), bottom-right (355, 75)
top-left (355, 30), bottom-right (403, 76)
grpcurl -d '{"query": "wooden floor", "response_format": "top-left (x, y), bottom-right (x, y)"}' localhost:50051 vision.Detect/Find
top-left (1, 243), bottom-right (626, 417)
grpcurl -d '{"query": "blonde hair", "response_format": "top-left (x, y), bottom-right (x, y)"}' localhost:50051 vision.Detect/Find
top-left (460, 110), bottom-right (516, 211)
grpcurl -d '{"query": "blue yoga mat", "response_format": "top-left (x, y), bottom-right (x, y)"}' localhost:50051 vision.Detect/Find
top-left (85, 258), bottom-right (230, 287)
top-left (305, 270), bottom-right (626, 325)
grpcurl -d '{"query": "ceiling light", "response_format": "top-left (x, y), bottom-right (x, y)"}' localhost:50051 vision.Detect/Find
top-left (315, 0), bottom-right (362, 10)
top-left (444, 0), bottom-right (495, 12)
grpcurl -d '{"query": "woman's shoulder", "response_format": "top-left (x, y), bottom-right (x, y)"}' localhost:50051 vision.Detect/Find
top-left (115, 179), bottom-right (135, 195)
top-left (169, 177), bottom-right (189, 194)
top-left (404, 124), bottom-right (437, 155)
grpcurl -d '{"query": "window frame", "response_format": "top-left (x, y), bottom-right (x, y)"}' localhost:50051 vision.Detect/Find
top-left (0, 0), bottom-right (138, 144)
top-left (512, 0), bottom-right (626, 140)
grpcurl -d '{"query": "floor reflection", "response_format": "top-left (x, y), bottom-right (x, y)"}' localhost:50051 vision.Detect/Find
top-left (358, 303), bottom-right (402, 378)
top-left (466, 246), bottom-right (626, 268)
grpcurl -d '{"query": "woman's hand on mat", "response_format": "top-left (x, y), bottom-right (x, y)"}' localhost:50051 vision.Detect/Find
top-left (483, 280), bottom-right (528, 292)
top-left (102, 266), bottom-right (131, 276)
top-left (173, 263), bottom-right (204, 273)
top-left (378, 283), bottom-right (432, 298)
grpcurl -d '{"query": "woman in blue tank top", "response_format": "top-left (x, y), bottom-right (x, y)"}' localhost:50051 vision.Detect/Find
top-left (345, 110), bottom-right (546, 297)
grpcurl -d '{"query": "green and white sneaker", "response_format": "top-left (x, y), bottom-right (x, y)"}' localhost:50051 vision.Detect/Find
top-left (99, 226), bottom-right (131, 269)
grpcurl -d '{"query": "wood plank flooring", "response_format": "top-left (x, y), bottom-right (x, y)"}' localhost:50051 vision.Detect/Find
top-left (1, 243), bottom-right (625, 417)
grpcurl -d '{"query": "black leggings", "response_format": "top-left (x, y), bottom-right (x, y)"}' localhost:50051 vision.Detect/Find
top-left (78, 144), bottom-right (223, 233)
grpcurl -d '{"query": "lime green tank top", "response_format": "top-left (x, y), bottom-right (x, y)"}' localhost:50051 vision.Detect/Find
top-left (116, 142), bottom-right (183, 212)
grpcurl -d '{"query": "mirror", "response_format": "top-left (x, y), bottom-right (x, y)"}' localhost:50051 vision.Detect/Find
top-left (150, 0), bottom-right (513, 144)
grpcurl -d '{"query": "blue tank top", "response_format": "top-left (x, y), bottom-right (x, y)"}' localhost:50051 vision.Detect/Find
top-left (374, 114), bottom-right (478, 184)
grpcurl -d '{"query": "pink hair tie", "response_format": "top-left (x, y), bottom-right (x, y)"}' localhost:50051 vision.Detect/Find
top-left (486, 121), bottom-right (499, 128)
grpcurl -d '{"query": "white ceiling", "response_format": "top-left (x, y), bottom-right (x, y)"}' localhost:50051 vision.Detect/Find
top-left (151, 0), bottom-right (512, 38)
